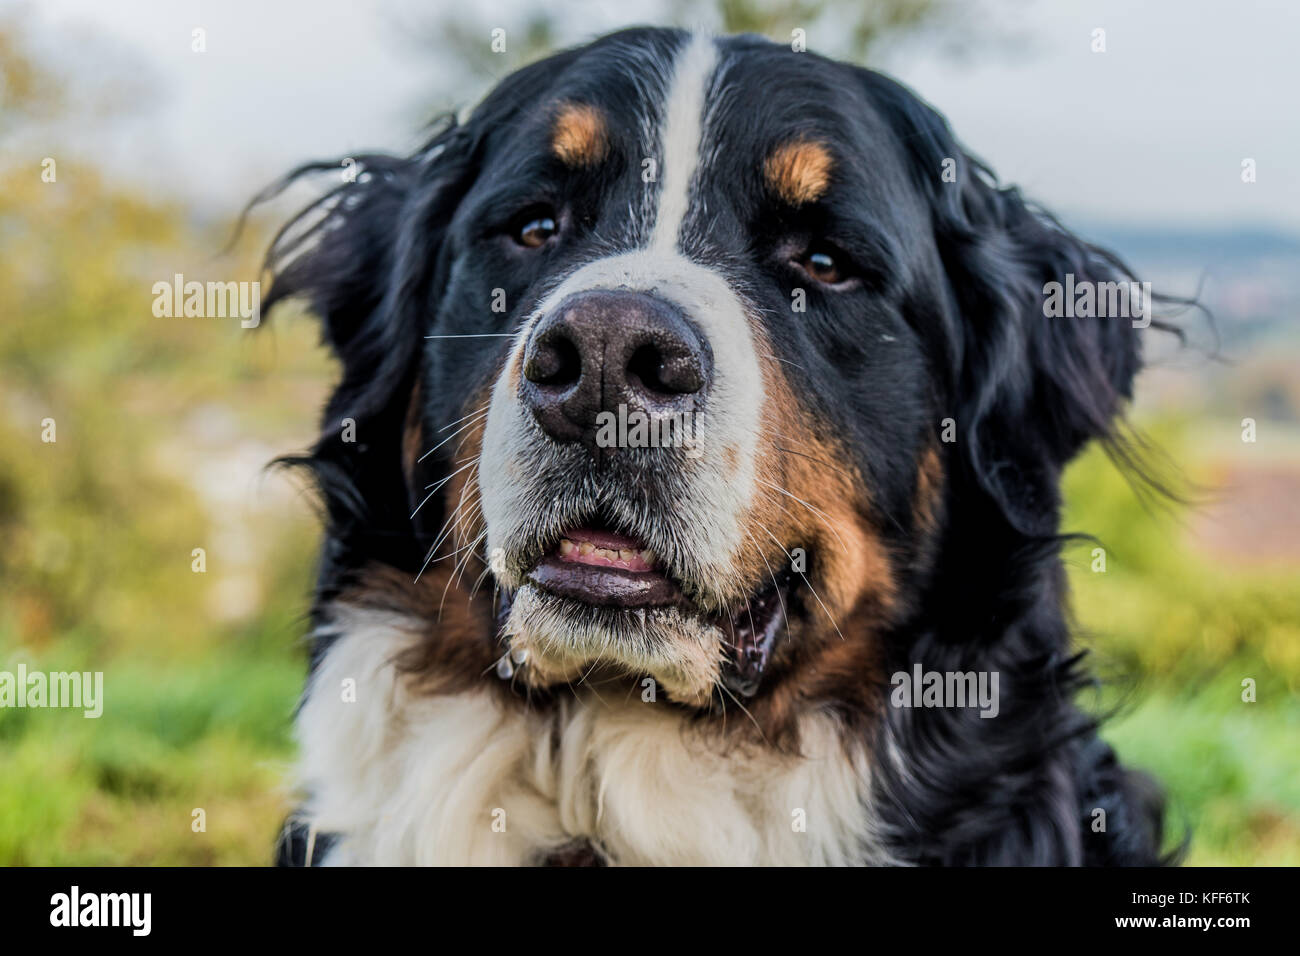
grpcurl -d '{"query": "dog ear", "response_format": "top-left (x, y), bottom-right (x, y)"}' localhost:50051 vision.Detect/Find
top-left (257, 51), bottom-right (582, 570)
top-left (257, 119), bottom-right (478, 563)
top-left (260, 44), bottom-right (587, 411)
top-left (263, 120), bottom-right (474, 429)
top-left (864, 72), bottom-right (1152, 536)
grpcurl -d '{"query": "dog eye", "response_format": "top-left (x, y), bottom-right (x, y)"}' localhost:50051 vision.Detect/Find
top-left (796, 244), bottom-right (847, 285)
top-left (515, 212), bottom-right (558, 248)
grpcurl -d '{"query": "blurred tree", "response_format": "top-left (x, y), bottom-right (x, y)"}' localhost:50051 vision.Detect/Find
top-left (0, 17), bottom-right (325, 656)
top-left (694, 0), bottom-right (943, 56)
top-left (404, 0), bottom-right (951, 108)
top-left (0, 17), bottom-right (64, 130)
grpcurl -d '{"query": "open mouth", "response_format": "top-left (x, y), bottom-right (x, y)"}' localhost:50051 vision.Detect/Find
top-left (717, 577), bottom-right (789, 697)
top-left (518, 522), bottom-right (795, 697)
top-left (527, 526), bottom-right (680, 607)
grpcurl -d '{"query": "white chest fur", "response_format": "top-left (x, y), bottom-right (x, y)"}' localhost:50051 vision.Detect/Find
top-left (292, 607), bottom-right (889, 865)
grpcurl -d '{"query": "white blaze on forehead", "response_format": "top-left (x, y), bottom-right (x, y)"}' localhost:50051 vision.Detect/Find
top-left (479, 31), bottom-right (766, 606)
top-left (650, 33), bottom-right (718, 252)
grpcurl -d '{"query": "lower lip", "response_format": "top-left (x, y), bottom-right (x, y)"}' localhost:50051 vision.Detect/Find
top-left (527, 555), bottom-right (681, 608)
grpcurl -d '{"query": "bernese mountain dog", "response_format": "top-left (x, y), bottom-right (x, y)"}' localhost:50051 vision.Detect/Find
top-left (267, 27), bottom-right (1176, 866)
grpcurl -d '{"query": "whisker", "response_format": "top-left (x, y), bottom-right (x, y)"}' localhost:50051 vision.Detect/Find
top-left (469, 563), bottom-right (494, 602)
top-left (423, 459), bottom-right (477, 490)
top-left (415, 472), bottom-right (479, 582)
top-left (755, 477), bottom-right (849, 554)
top-left (440, 465), bottom-right (485, 604)
top-left (423, 333), bottom-right (516, 339)
top-left (452, 423), bottom-right (486, 460)
top-left (424, 522), bottom-right (483, 567)
top-left (770, 443), bottom-right (855, 482)
top-left (440, 527), bottom-right (487, 617)
top-left (747, 329), bottom-right (808, 375)
top-left (575, 663), bottom-right (609, 707)
top-left (714, 679), bottom-right (727, 734)
top-left (411, 460), bottom-right (476, 519)
top-left (764, 432), bottom-right (907, 535)
top-left (754, 519), bottom-right (845, 643)
top-left (439, 403), bottom-right (491, 433)
top-left (743, 526), bottom-right (789, 635)
top-left (418, 410), bottom-right (488, 463)
top-left (717, 680), bottom-right (766, 742)
top-left (451, 502), bottom-right (485, 584)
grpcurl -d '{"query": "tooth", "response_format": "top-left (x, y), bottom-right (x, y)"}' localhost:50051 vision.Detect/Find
top-left (619, 549), bottom-right (635, 561)
top-left (640, 549), bottom-right (656, 565)
top-left (559, 539), bottom-right (575, 556)
top-left (579, 542), bottom-right (594, 556)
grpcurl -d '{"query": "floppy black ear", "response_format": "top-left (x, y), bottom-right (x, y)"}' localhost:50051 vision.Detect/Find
top-left (864, 73), bottom-right (1149, 536)
top-left (258, 119), bottom-right (478, 567)
top-left (260, 43), bottom-right (587, 417)
top-left (257, 50), bottom-right (585, 573)
top-left (939, 175), bottom-right (1147, 536)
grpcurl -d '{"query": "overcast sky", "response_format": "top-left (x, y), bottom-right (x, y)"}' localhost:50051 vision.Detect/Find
top-left (15, 0), bottom-right (1300, 232)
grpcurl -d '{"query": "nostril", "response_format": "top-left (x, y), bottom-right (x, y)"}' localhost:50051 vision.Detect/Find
top-left (627, 344), bottom-right (704, 397)
top-left (524, 335), bottom-right (582, 387)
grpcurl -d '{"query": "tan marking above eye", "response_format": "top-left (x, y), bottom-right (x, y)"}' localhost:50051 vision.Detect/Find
top-left (551, 102), bottom-right (609, 167)
top-left (764, 139), bottom-right (833, 206)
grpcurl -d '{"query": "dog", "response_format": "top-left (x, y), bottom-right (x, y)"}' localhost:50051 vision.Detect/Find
top-left (266, 27), bottom-right (1175, 866)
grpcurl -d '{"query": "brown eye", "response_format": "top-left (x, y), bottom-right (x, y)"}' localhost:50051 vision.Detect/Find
top-left (517, 214), bottom-right (557, 248)
top-left (798, 246), bottom-right (844, 284)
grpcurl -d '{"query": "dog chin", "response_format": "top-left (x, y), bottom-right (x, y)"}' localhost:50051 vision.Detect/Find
top-left (501, 584), bottom-right (724, 707)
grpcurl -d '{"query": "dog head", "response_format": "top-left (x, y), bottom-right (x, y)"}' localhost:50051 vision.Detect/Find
top-left (266, 28), bottom-right (1149, 726)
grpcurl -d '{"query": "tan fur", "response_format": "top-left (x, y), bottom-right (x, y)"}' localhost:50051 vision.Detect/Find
top-left (338, 565), bottom-right (498, 698)
top-left (727, 346), bottom-right (898, 741)
top-left (401, 383), bottom-right (423, 488)
top-left (913, 444), bottom-right (945, 535)
top-left (551, 103), bottom-right (609, 167)
top-left (764, 140), bottom-right (833, 206)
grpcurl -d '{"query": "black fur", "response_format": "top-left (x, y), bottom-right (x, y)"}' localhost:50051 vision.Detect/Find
top-left (262, 28), bottom-right (1183, 866)
top-left (853, 69), bottom-right (1181, 864)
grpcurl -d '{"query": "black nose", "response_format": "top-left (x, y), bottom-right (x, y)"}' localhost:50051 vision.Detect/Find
top-left (520, 290), bottom-right (711, 446)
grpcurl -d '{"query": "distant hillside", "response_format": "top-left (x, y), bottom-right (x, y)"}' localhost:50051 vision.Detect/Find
top-left (1082, 224), bottom-right (1300, 270)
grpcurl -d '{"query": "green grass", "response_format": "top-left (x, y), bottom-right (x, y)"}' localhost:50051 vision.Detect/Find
top-left (0, 649), bottom-right (302, 865)
top-left (1097, 685), bottom-right (1300, 865)
top-left (1063, 421), bottom-right (1300, 865)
